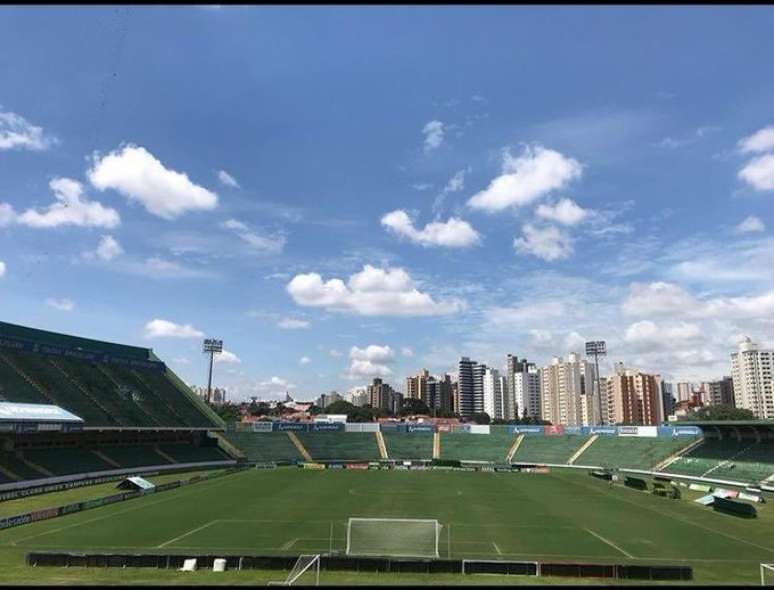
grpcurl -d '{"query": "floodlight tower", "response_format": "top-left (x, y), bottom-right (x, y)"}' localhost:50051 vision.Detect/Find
top-left (585, 340), bottom-right (607, 426)
top-left (203, 338), bottom-right (223, 404)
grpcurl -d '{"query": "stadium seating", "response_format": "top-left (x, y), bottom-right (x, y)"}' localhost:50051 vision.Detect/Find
top-left (440, 430), bottom-right (516, 462)
top-left (223, 432), bottom-right (305, 463)
top-left (666, 440), bottom-right (774, 483)
top-left (0, 452), bottom-right (48, 481)
top-left (383, 432), bottom-right (433, 460)
top-left (575, 436), bottom-right (696, 470)
top-left (512, 435), bottom-right (589, 464)
top-left (99, 445), bottom-right (173, 468)
top-left (22, 448), bottom-right (116, 476)
top-left (158, 444), bottom-right (230, 463)
top-left (296, 432), bottom-right (379, 461)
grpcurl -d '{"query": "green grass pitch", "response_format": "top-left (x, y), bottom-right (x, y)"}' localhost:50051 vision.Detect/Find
top-left (1, 467), bottom-right (772, 585)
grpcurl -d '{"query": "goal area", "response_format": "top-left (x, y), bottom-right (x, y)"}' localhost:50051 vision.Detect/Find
top-left (268, 554), bottom-right (320, 586)
top-left (346, 518), bottom-right (441, 558)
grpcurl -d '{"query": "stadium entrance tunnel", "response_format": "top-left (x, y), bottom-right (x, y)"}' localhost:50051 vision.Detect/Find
top-left (25, 552), bottom-right (693, 581)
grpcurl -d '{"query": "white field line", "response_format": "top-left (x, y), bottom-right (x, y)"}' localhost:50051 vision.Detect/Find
top-left (584, 528), bottom-right (634, 559)
top-left (7, 471), bottom-right (248, 547)
top-left (280, 538), bottom-right (298, 550)
top-left (156, 519), bottom-right (220, 548)
top-left (492, 541), bottom-right (502, 555)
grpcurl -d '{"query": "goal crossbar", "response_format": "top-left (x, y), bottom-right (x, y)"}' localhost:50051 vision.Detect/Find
top-left (346, 517), bottom-right (442, 558)
top-left (761, 563), bottom-right (774, 586)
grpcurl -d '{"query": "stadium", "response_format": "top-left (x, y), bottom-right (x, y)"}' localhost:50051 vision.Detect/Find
top-left (0, 321), bottom-right (772, 586)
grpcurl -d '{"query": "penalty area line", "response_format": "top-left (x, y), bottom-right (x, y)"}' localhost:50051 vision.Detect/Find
top-left (157, 520), bottom-right (220, 548)
top-left (584, 528), bottom-right (634, 559)
top-left (492, 541), bottom-right (502, 555)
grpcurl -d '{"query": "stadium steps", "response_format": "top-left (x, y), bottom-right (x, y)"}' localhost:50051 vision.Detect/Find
top-left (96, 365), bottom-right (182, 427)
top-left (568, 434), bottom-right (599, 465)
top-left (506, 434), bottom-right (525, 462)
top-left (92, 450), bottom-right (121, 468)
top-left (222, 432), bottom-right (304, 463)
top-left (129, 369), bottom-right (193, 426)
top-left (154, 446), bottom-right (177, 464)
top-left (0, 355), bottom-right (53, 405)
top-left (209, 431), bottom-right (245, 460)
top-left (512, 435), bottom-right (590, 465)
top-left (17, 453), bottom-right (54, 477)
top-left (702, 442), bottom-right (757, 478)
top-left (381, 432), bottom-right (433, 460)
top-left (287, 432), bottom-right (313, 462)
top-left (433, 432), bottom-right (440, 459)
top-left (653, 437), bottom-right (705, 472)
top-left (375, 431), bottom-right (388, 459)
top-left (0, 353), bottom-right (60, 407)
top-left (0, 464), bottom-right (21, 481)
top-left (46, 358), bottom-right (128, 427)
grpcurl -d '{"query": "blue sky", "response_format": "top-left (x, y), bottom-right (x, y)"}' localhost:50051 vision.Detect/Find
top-left (2, 6), bottom-right (774, 401)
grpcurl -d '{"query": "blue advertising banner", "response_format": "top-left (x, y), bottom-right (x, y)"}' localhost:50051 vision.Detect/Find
top-left (510, 426), bottom-right (544, 435)
top-left (310, 422), bottom-right (345, 432)
top-left (406, 424), bottom-right (434, 433)
top-left (273, 422), bottom-right (308, 432)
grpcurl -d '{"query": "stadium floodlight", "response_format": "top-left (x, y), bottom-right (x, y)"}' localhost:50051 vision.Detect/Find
top-left (346, 517), bottom-right (441, 558)
top-left (761, 563), bottom-right (774, 586)
top-left (203, 338), bottom-right (223, 404)
top-left (268, 554), bottom-right (320, 586)
top-left (585, 341), bottom-right (607, 426)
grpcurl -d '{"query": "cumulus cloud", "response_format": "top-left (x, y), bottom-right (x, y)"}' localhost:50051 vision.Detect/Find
top-left (299, 356), bottom-right (311, 365)
top-left (513, 223), bottom-right (573, 261)
top-left (143, 318), bottom-right (204, 339)
top-left (485, 301), bottom-right (566, 326)
top-left (287, 264), bottom-right (464, 317)
top-left (739, 153), bottom-right (774, 191)
top-left (221, 218), bottom-right (285, 255)
top-left (88, 145), bottom-right (218, 219)
top-left (6, 178), bottom-right (120, 229)
top-left (622, 281), bottom-right (774, 320)
top-left (82, 234), bottom-right (124, 262)
top-left (277, 317), bottom-right (310, 330)
top-left (347, 345), bottom-right (395, 378)
top-left (329, 349), bottom-right (344, 358)
top-left (0, 261), bottom-right (5, 278)
top-left (381, 210), bottom-right (481, 248)
top-left (734, 215), bottom-right (765, 234)
top-left (0, 109), bottom-right (57, 151)
top-left (214, 349), bottom-right (241, 364)
top-left (401, 347), bottom-right (414, 357)
top-left (739, 125), bottom-right (774, 154)
top-left (45, 298), bottom-right (74, 312)
top-left (467, 145), bottom-right (582, 212)
top-left (217, 169), bottom-right (240, 188)
top-left (535, 198), bottom-right (589, 226)
top-left (624, 320), bottom-right (702, 350)
top-left (444, 169), bottom-right (466, 193)
top-left (422, 120), bottom-right (444, 152)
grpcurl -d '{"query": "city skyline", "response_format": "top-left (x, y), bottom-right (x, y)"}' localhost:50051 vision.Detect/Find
top-left (2, 7), bottom-right (774, 401)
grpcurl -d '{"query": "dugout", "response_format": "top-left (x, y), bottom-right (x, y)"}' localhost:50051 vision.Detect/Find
top-left (713, 496), bottom-right (757, 518)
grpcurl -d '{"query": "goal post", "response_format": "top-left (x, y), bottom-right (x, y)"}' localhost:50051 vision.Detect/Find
top-left (761, 563), bottom-right (774, 586)
top-left (268, 554), bottom-right (320, 586)
top-left (346, 518), bottom-right (442, 558)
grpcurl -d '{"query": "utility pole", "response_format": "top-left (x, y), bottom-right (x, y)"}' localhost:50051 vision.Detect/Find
top-left (203, 338), bottom-right (223, 404)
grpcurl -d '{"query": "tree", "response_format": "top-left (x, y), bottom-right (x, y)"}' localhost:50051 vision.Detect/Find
top-left (210, 402), bottom-right (241, 423)
top-left (684, 405), bottom-right (755, 422)
top-left (472, 412), bottom-right (491, 425)
top-left (399, 398), bottom-right (430, 417)
top-left (307, 404), bottom-right (323, 415)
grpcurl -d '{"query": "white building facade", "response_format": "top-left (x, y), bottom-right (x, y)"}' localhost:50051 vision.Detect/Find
top-left (731, 337), bottom-right (774, 419)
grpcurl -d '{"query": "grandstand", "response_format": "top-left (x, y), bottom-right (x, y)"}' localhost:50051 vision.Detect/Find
top-left (382, 431), bottom-right (433, 460)
top-left (0, 321), bottom-right (236, 489)
top-left (295, 432), bottom-right (379, 461)
top-left (511, 434), bottom-right (589, 464)
top-left (574, 435), bottom-right (697, 470)
top-left (440, 429), bottom-right (516, 462)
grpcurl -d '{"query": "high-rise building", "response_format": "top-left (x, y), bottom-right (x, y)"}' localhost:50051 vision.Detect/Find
top-left (676, 382), bottom-right (694, 403)
top-left (346, 387), bottom-right (369, 407)
top-left (457, 357), bottom-right (476, 418)
top-left (708, 377), bottom-right (735, 407)
top-left (731, 337), bottom-right (774, 419)
top-left (513, 364), bottom-right (541, 420)
top-left (367, 378), bottom-right (403, 414)
top-left (472, 362), bottom-right (487, 415)
top-left (482, 367), bottom-right (504, 420)
top-left (661, 381), bottom-right (675, 418)
top-left (505, 354), bottom-right (532, 420)
top-left (425, 373), bottom-right (454, 414)
top-left (316, 390), bottom-right (342, 409)
top-left (602, 364), bottom-right (664, 426)
top-left (540, 352), bottom-right (598, 426)
top-left (406, 369), bottom-right (430, 401)
top-left (452, 381), bottom-right (460, 415)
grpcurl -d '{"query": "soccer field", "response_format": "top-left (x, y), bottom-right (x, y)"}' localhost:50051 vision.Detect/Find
top-left (1, 467), bottom-right (773, 585)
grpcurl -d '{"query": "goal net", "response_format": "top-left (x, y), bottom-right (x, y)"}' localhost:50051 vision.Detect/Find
top-left (346, 518), bottom-right (441, 558)
top-left (761, 563), bottom-right (774, 586)
top-left (268, 554), bottom-right (320, 586)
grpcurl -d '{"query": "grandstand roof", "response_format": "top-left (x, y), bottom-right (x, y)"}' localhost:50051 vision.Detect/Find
top-left (0, 402), bottom-right (83, 423)
top-left (0, 321), bottom-right (152, 360)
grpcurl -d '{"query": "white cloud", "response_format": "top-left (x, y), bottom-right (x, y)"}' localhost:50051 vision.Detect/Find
top-left (422, 120), bottom-right (444, 152)
top-left (347, 345), bottom-right (395, 378)
top-left (624, 320), bottom-right (702, 350)
top-left (221, 218), bottom-right (286, 255)
top-left (0, 261), bottom-right (5, 278)
top-left (563, 331), bottom-right (586, 353)
top-left (93, 235), bottom-right (124, 261)
top-left (401, 347), bottom-right (414, 357)
top-left (258, 376), bottom-right (294, 391)
top-left (143, 318), bottom-right (204, 339)
top-left (277, 317), bottom-right (310, 330)
top-left (0, 110), bottom-right (56, 151)
top-left (739, 125), bottom-right (774, 154)
top-left (412, 183), bottom-right (433, 191)
top-left (467, 145), bottom-right (582, 212)
top-left (88, 145), bottom-right (218, 219)
top-left (287, 264), bottom-right (464, 317)
top-left (214, 349), bottom-right (241, 364)
top-left (45, 298), bottom-right (74, 312)
top-left (535, 198), bottom-right (589, 226)
top-left (329, 349), bottom-right (344, 358)
top-left (299, 356), bottom-right (311, 365)
top-left (381, 210), bottom-right (481, 248)
top-left (444, 169), bottom-right (466, 193)
top-left (739, 153), bottom-right (774, 191)
top-left (513, 223), bottom-right (573, 261)
top-left (485, 301), bottom-right (566, 326)
top-left (217, 169), bottom-right (240, 188)
top-left (9, 178), bottom-right (119, 229)
top-left (734, 215), bottom-right (765, 234)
